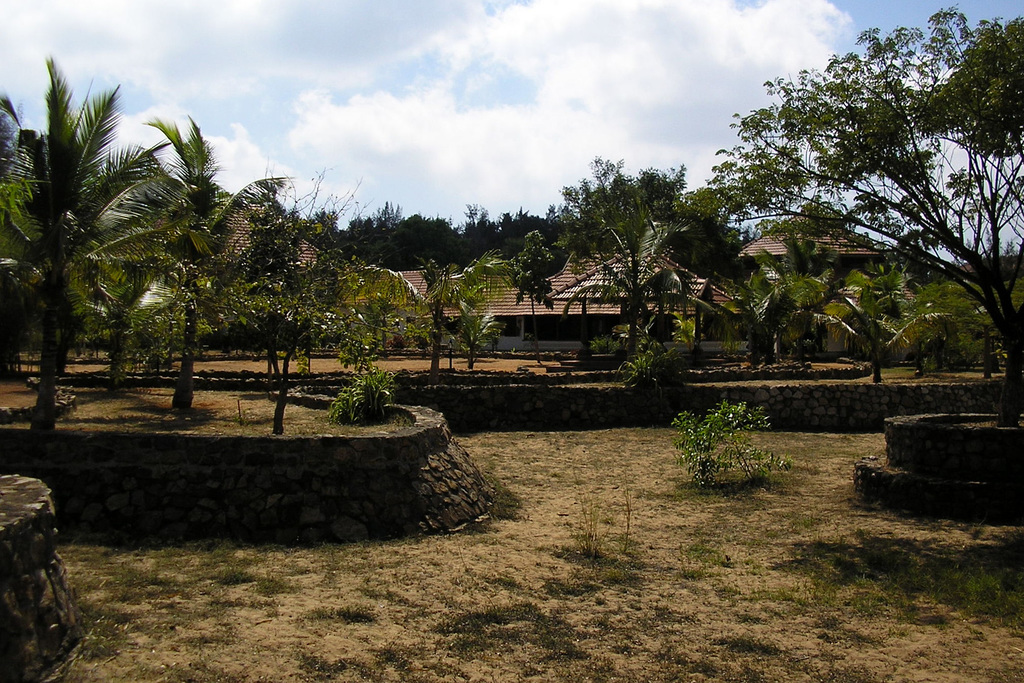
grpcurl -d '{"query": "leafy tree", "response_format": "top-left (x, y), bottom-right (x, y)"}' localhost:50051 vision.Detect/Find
top-left (716, 11), bottom-right (1024, 424)
top-left (148, 117), bottom-right (283, 410)
top-left (911, 279), bottom-right (989, 371)
top-left (726, 269), bottom-right (796, 366)
top-left (559, 158), bottom-right (688, 263)
top-left (417, 253), bottom-right (507, 384)
top-left (230, 198), bottom-right (329, 434)
top-left (673, 401), bottom-right (790, 488)
top-left (389, 214), bottom-right (467, 270)
top-left (342, 202), bottom-right (403, 263)
top-left (511, 230), bottom-right (556, 361)
top-left (1, 60), bottom-right (163, 429)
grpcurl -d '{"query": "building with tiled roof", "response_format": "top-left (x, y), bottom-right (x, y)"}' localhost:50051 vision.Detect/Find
top-left (739, 233), bottom-right (883, 276)
top-left (399, 258), bottom-right (729, 352)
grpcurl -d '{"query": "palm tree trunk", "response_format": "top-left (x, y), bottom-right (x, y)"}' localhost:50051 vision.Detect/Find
top-left (31, 304), bottom-right (59, 430)
top-left (997, 334), bottom-right (1022, 427)
top-left (172, 299), bottom-right (196, 409)
top-left (428, 308), bottom-right (443, 384)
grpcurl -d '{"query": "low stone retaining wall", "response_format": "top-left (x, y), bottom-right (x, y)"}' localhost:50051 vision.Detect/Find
top-left (0, 476), bottom-right (82, 683)
top-left (376, 381), bottom-right (1001, 432)
top-left (52, 361), bottom-right (869, 392)
top-left (0, 391), bottom-right (77, 425)
top-left (855, 414), bottom-right (1024, 523)
top-left (0, 406), bottom-right (493, 544)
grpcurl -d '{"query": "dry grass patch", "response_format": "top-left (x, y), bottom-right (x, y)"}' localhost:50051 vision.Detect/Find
top-left (60, 428), bottom-right (1024, 682)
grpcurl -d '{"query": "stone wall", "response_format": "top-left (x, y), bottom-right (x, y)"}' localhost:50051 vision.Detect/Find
top-left (0, 406), bottom-right (493, 544)
top-left (0, 391), bottom-right (77, 425)
top-left (0, 476), bottom-right (82, 683)
top-left (884, 414), bottom-right (1024, 482)
top-left (855, 415), bottom-right (1024, 523)
top-left (378, 381), bottom-right (1002, 432)
top-left (53, 361), bottom-right (869, 392)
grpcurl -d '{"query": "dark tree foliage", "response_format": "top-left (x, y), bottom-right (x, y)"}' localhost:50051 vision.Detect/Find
top-left (342, 202), bottom-right (560, 270)
top-left (559, 158), bottom-right (741, 279)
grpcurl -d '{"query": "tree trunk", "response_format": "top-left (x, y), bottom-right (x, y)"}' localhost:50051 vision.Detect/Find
top-left (871, 356), bottom-right (882, 383)
top-left (273, 352), bottom-right (291, 435)
top-left (997, 335), bottom-right (1022, 427)
top-left (428, 308), bottom-right (443, 384)
top-left (172, 299), bottom-right (196, 409)
top-left (530, 300), bottom-right (541, 363)
top-left (31, 304), bottom-right (59, 430)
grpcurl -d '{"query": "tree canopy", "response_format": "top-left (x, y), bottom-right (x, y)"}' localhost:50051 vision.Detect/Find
top-left (715, 10), bottom-right (1024, 425)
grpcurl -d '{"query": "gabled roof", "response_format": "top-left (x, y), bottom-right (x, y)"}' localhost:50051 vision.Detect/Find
top-left (739, 234), bottom-right (881, 260)
top-left (409, 257), bottom-right (730, 319)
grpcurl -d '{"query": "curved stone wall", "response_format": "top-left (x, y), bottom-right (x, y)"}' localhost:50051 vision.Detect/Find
top-left (0, 476), bottom-right (82, 683)
top-left (855, 414), bottom-right (1024, 523)
top-left (0, 406), bottom-right (493, 544)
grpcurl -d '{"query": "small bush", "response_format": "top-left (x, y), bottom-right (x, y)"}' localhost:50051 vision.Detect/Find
top-left (588, 335), bottom-right (622, 354)
top-left (672, 401), bottom-right (791, 487)
top-left (328, 368), bottom-right (396, 425)
top-left (620, 346), bottom-right (686, 388)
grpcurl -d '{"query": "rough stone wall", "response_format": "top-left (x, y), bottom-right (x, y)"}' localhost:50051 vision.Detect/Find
top-left (53, 362), bottom-right (869, 392)
top-left (0, 392), bottom-right (77, 425)
top-left (854, 414), bottom-right (1024, 523)
top-left (390, 381), bottom-right (1002, 432)
top-left (884, 414), bottom-right (1024, 482)
top-left (0, 407), bottom-right (492, 544)
top-left (0, 476), bottom-right (82, 683)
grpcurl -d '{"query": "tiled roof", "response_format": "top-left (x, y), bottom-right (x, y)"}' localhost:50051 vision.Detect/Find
top-left (740, 234), bottom-right (880, 259)
top-left (398, 258), bottom-right (730, 318)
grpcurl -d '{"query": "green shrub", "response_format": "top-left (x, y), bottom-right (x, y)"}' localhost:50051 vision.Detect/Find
top-left (588, 335), bottom-right (622, 354)
top-left (671, 401), bottom-right (790, 487)
top-left (620, 346), bottom-right (686, 388)
top-left (328, 368), bottom-right (396, 425)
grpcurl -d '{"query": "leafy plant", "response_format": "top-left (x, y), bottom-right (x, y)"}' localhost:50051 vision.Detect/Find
top-left (328, 368), bottom-right (396, 425)
top-left (672, 401), bottom-right (790, 487)
top-left (588, 335), bottom-right (622, 354)
top-left (620, 345), bottom-right (686, 388)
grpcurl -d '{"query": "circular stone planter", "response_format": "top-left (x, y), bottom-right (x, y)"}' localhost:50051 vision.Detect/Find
top-left (0, 476), bottom-right (83, 682)
top-left (855, 414), bottom-right (1024, 522)
top-left (0, 405), bottom-right (494, 544)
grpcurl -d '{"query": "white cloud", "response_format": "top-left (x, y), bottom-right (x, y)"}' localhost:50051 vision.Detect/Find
top-left (1, 0), bottom-right (856, 218)
top-left (285, 0), bottom-right (853, 215)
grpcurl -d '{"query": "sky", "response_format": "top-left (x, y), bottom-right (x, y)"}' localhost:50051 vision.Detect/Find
top-left (1, 0), bottom-right (1020, 225)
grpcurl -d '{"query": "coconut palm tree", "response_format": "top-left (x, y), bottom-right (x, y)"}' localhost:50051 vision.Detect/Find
top-left (822, 265), bottom-right (928, 383)
top-left (1, 60), bottom-right (163, 428)
top-left (147, 118), bottom-right (284, 409)
top-left (565, 197), bottom-right (690, 356)
top-left (418, 253), bottom-right (507, 384)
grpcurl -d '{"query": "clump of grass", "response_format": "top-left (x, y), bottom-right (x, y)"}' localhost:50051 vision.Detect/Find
top-left (436, 601), bottom-right (587, 662)
top-left (572, 492), bottom-right (607, 559)
top-left (305, 605), bottom-right (376, 624)
top-left (212, 566), bottom-right (257, 586)
top-left (790, 532), bottom-right (1024, 627)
